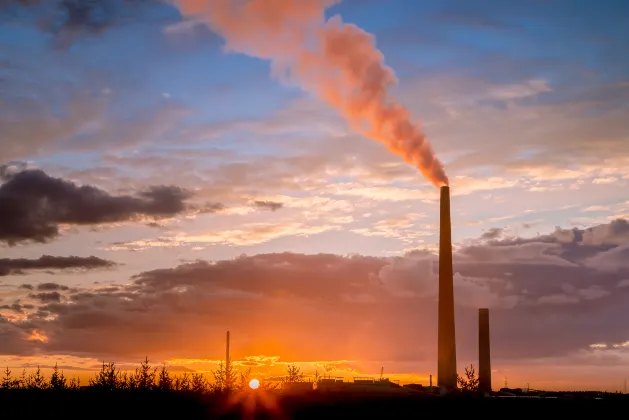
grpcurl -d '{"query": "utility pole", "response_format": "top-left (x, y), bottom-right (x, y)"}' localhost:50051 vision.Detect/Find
top-left (504, 376), bottom-right (508, 388)
top-left (624, 378), bottom-right (626, 394)
top-left (380, 367), bottom-right (383, 381)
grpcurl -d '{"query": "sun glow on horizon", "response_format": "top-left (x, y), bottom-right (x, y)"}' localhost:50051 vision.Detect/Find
top-left (249, 379), bottom-right (260, 389)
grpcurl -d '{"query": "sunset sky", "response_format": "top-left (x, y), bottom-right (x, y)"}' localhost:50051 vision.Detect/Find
top-left (1, 0), bottom-right (629, 391)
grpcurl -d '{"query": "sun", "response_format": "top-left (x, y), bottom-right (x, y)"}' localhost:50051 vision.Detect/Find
top-left (249, 378), bottom-right (260, 390)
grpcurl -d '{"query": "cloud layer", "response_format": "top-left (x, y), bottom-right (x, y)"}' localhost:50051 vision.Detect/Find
top-left (2, 219), bottom-right (628, 378)
top-left (0, 255), bottom-right (115, 277)
top-left (0, 164), bottom-right (222, 245)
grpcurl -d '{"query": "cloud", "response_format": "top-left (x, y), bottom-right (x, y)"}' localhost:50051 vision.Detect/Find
top-left (584, 245), bottom-right (629, 273)
top-left (351, 213), bottom-right (432, 243)
top-left (480, 227), bottom-right (504, 240)
top-left (172, 222), bottom-right (340, 247)
top-left (0, 256), bottom-right (115, 277)
top-left (106, 221), bottom-right (346, 251)
top-left (592, 177), bottom-right (618, 185)
top-left (0, 303), bottom-right (35, 313)
top-left (391, 72), bottom-right (629, 181)
top-left (328, 183), bottom-right (436, 202)
top-left (252, 200), bottom-right (283, 212)
top-left (0, 166), bottom-right (223, 245)
top-left (2, 0), bottom-right (165, 49)
top-left (36, 282), bottom-right (70, 291)
top-left (0, 95), bottom-right (107, 164)
top-left (617, 279), bottom-right (629, 288)
top-left (28, 291), bottom-right (63, 303)
top-left (3, 219), bottom-right (628, 369)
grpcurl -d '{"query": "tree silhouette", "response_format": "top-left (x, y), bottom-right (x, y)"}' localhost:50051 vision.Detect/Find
top-left (237, 367), bottom-right (252, 391)
top-left (259, 379), bottom-right (280, 391)
top-left (285, 364), bottom-right (303, 382)
top-left (2, 367), bottom-right (12, 389)
top-left (190, 373), bottom-right (208, 393)
top-left (19, 369), bottom-right (27, 389)
top-left (134, 357), bottom-right (157, 390)
top-left (49, 363), bottom-right (67, 391)
top-left (25, 366), bottom-right (48, 390)
top-left (157, 365), bottom-right (173, 391)
top-left (211, 361), bottom-right (238, 392)
top-left (68, 376), bottom-right (81, 390)
top-left (173, 373), bottom-right (191, 391)
top-left (89, 362), bottom-right (123, 390)
top-left (457, 364), bottom-right (479, 392)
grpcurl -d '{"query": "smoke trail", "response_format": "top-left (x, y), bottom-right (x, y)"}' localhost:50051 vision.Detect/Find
top-left (175, 0), bottom-right (448, 187)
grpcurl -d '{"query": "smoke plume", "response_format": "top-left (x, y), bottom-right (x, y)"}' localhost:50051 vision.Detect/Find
top-left (174, 0), bottom-right (448, 187)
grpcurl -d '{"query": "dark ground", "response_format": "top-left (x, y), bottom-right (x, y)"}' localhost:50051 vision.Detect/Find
top-left (1, 389), bottom-right (627, 419)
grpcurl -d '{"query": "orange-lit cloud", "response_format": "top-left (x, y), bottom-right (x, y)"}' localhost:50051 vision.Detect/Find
top-left (26, 329), bottom-right (49, 343)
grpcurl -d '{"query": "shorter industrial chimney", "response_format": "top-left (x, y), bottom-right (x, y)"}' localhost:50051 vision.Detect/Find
top-left (478, 308), bottom-right (491, 394)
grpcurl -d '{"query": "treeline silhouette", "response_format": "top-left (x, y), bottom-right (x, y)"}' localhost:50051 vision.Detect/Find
top-left (1, 357), bottom-right (277, 393)
top-left (0, 357), bottom-right (276, 419)
top-left (1, 358), bottom-right (626, 419)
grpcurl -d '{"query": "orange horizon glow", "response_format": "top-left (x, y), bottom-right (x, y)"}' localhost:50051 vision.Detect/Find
top-left (1, 353), bottom-right (627, 393)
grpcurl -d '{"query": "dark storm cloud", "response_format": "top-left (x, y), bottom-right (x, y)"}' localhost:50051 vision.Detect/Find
top-left (3, 219), bottom-right (629, 366)
top-left (0, 166), bottom-right (223, 245)
top-left (0, 256), bottom-right (116, 277)
top-left (252, 200), bottom-right (283, 212)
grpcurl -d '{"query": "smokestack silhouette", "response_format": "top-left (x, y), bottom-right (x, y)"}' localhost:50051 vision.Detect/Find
top-left (438, 185), bottom-right (457, 388)
top-left (478, 308), bottom-right (491, 393)
top-left (225, 330), bottom-right (231, 389)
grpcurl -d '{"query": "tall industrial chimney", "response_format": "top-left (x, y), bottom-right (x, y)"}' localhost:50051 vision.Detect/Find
top-left (225, 330), bottom-right (231, 389)
top-left (438, 185), bottom-right (457, 389)
top-left (478, 308), bottom-right (491, 393)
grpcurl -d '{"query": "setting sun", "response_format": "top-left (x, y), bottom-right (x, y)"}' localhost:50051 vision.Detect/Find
top-left (249, 379), bottom-right (260, 390)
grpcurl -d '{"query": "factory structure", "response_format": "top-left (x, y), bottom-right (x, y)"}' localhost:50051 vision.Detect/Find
top-left (437, 185), bottom-right (492, 393)
top-left (225, 185), bottom-right (494, 394)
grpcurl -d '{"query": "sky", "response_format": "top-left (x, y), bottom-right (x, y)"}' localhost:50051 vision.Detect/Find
top-left (1, 0), bottom-right (629, 391)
